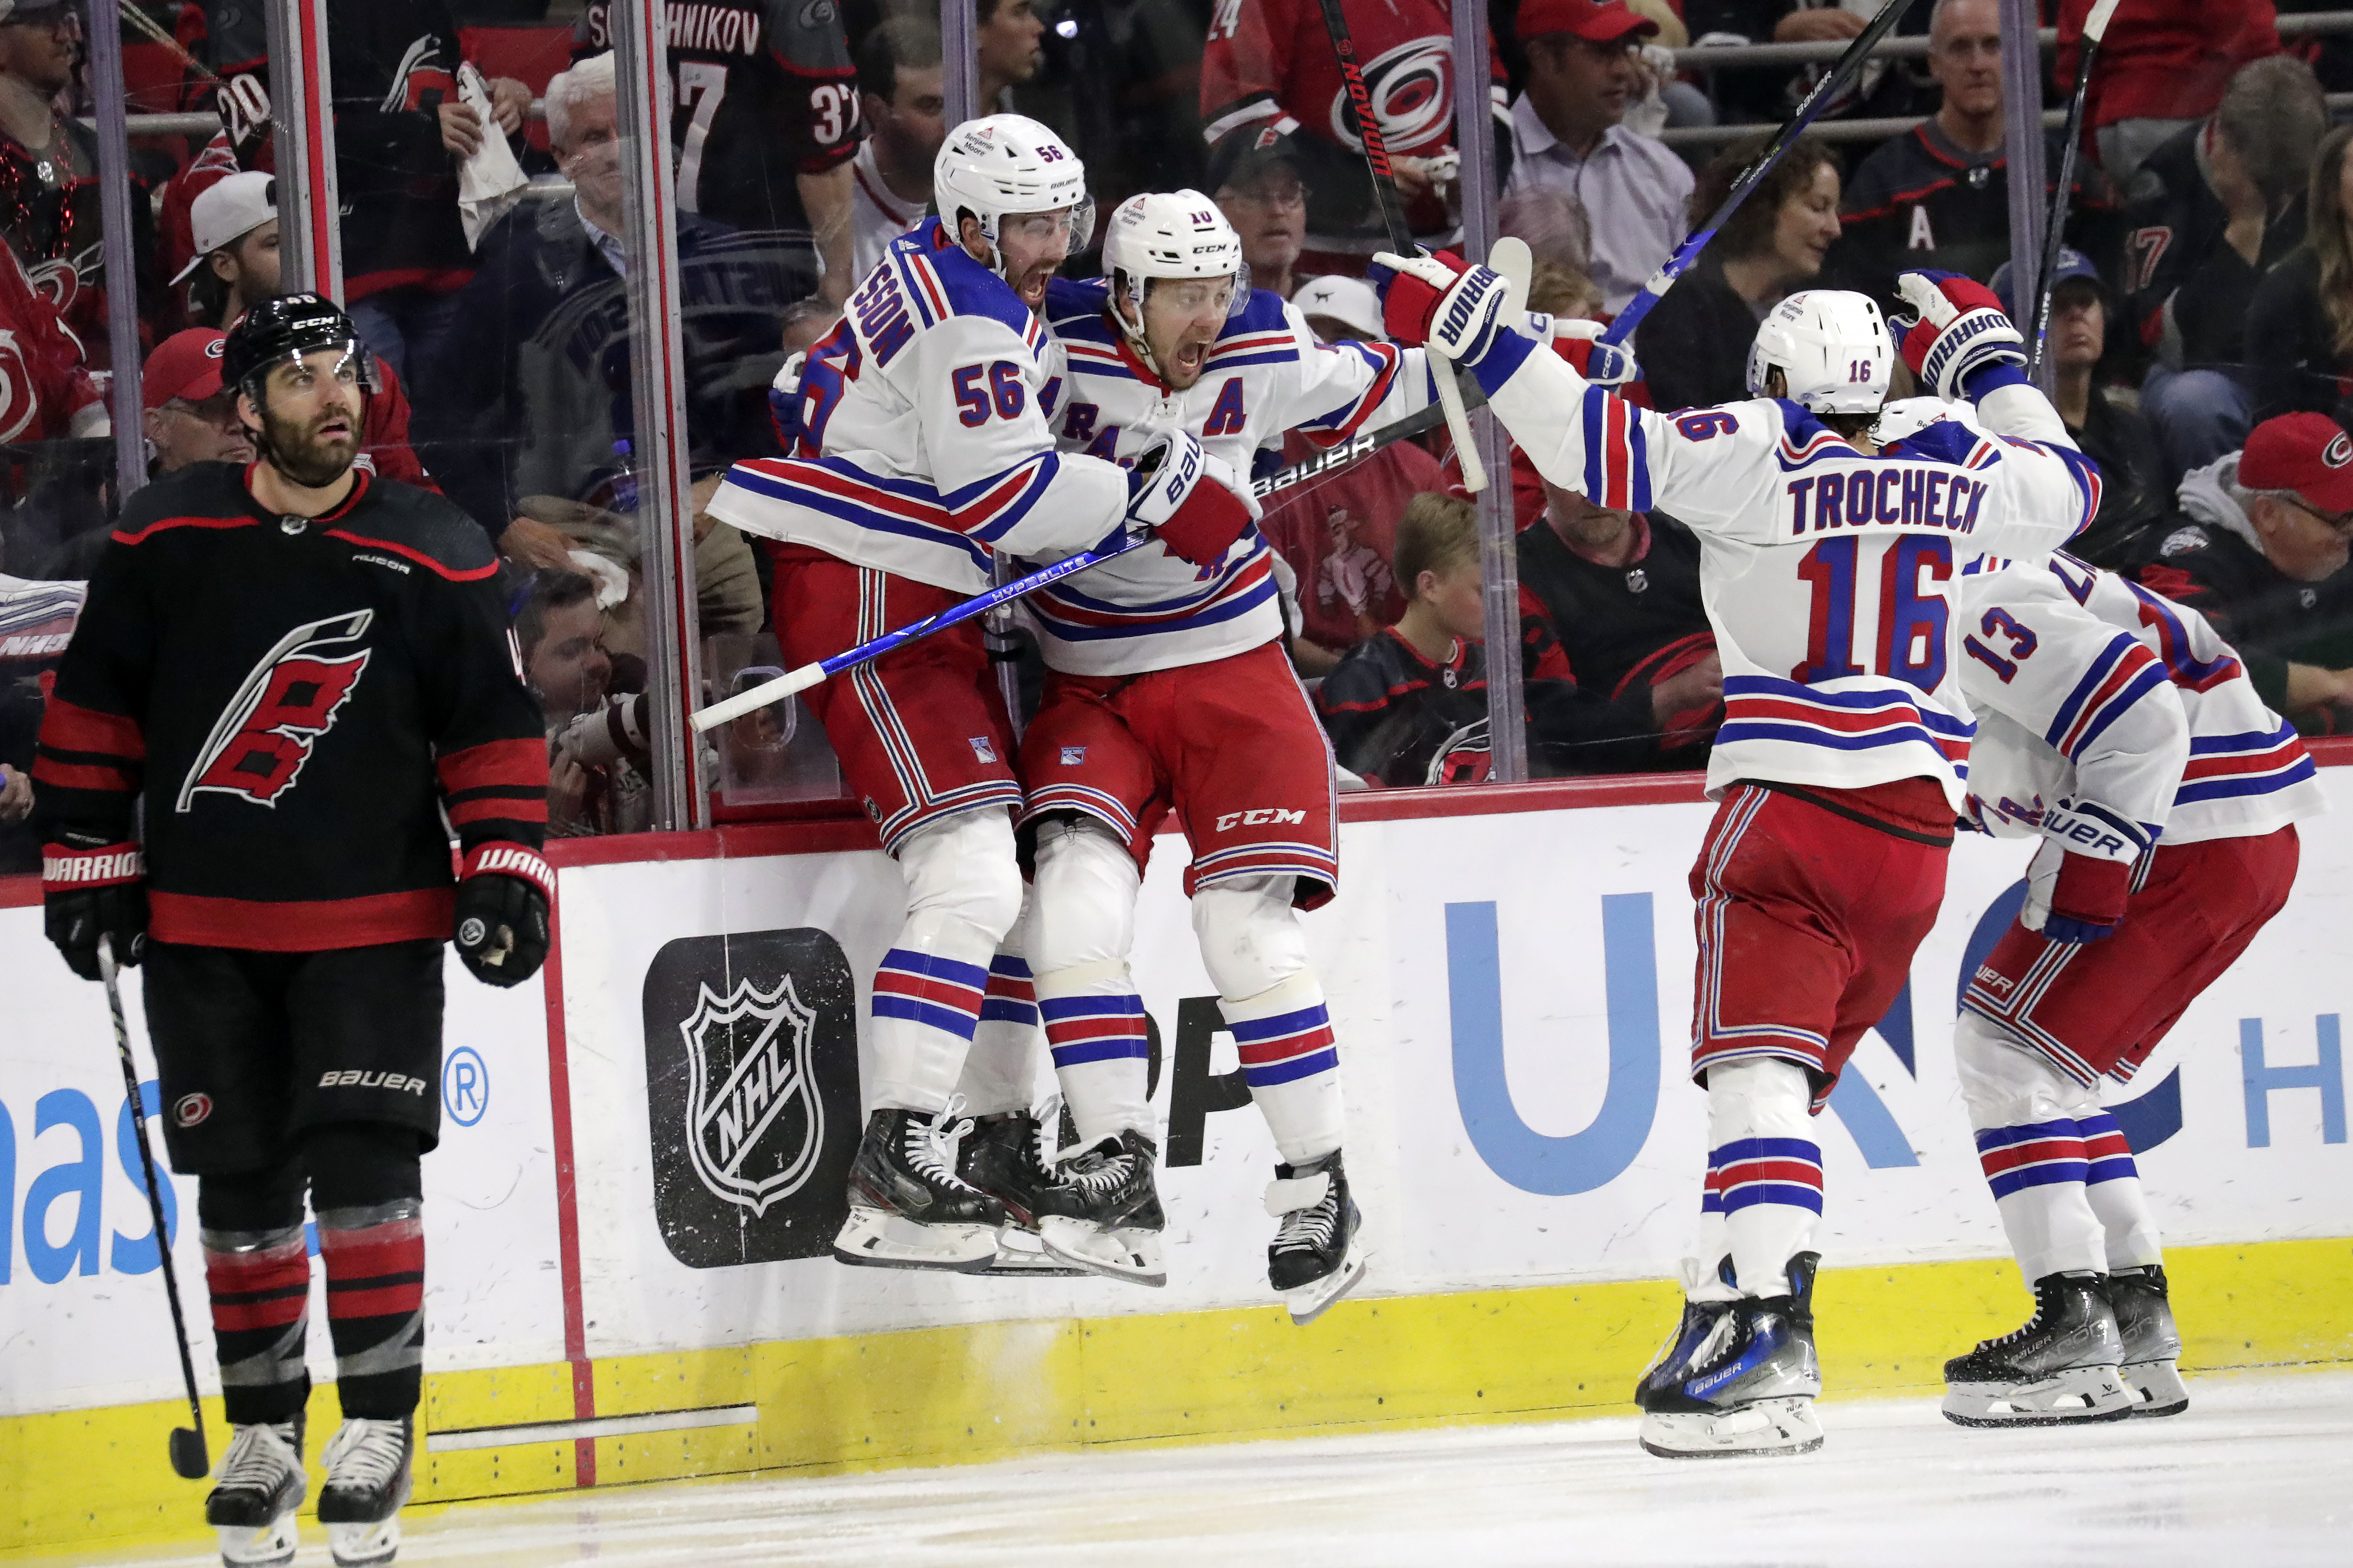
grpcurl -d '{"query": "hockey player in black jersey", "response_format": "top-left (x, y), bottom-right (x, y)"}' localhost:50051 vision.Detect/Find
top-left (32, 295), bottom-right (553, 1568)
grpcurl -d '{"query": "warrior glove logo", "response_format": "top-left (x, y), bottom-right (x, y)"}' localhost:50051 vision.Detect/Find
top-left (178, 609), bottom-right (373, 811)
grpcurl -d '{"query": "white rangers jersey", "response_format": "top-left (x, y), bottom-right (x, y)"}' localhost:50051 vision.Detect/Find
top-left (1962, 553), bottom-right (2324, 846)
top-left (1486, 348), bottom-right (2105, 810)
top-left (1027, 277), bottom-right (1433, 676)
top-left (706, 217), bottom-right (1128, 595)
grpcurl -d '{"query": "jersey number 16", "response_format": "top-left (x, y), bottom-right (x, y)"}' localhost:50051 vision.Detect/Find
top-left (1793, 534), bottom-right (1953, 691)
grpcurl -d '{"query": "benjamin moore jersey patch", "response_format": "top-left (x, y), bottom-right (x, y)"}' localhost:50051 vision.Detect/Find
top-left (641, 927), bottom-right (861, 1268)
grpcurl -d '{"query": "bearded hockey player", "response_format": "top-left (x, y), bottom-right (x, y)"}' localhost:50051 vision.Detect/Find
top-left (32, 295), bottom-right (552, 1566)
top-left (1946, 549), bottom-right (2320, 1427)
top-left (1372, 253), bottom-right (2102, 1451)
top-left (706, 118), bottom-right (1259, 1274)
top-left (1012, 193), bottom-right (1437, 1320)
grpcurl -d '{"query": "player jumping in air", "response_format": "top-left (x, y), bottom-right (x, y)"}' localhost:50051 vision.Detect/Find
top-left (1371, 252), bottom-right (2101, 1454)
top-left (706, 118), bottom-right (1259, 1274)
top-left (34, 295), bottom-right (553, 1566)
top-left (1945, 547), bottom-right (2319, 1425)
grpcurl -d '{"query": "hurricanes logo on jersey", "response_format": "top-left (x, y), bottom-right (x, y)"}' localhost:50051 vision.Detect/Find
top-left (177, 609), bottom-right (374, 811)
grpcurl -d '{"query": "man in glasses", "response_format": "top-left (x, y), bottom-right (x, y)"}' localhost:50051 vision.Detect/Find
top-left (141, 328), bottom-right (255, 476)
top-left (2134, 412), bottom-right (2353, 724)
top-left (1211, 142), bottom-right (1307, 302)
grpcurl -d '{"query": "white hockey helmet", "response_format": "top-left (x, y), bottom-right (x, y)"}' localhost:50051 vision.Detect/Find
top-left (933, 113), bottom-right (1093, 274)
top-left (1745, 289), bottom-right (1892, 414)
top-left (1102, 190), bottom-right (1250, 354)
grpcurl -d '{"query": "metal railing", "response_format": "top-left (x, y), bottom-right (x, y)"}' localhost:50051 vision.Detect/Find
top-left (1667, 11), bottom-right (2352, 71)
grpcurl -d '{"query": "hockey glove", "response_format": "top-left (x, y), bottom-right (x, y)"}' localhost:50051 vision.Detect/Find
top-left (41, 836), bottom-right (147, 982)
top-left (2022, 835), bottom-right (2134, 945)
top-left (768, 353), bottom-right (809, 455)
top-left (1548, 318), bottom-right (1639, 388)
top-left (1895, 270), bottom-right (2027, 402)
top-left (1127, 430), bottom-right (1260, 568)
top-left (453, 843), bottom-right (555, 987)
top-left (1369, 250), bottom-right (1535, 394)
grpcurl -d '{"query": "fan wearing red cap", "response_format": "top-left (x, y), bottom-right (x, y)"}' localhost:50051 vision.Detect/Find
top-left (141, 329), bottom-right (254, 475)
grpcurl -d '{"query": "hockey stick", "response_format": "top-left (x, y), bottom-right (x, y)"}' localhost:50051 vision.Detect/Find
top-left (2027, 0), bottom-right (2124, 379)
top-left (1311, 0), bottom-right (1489, 492)
top-left (1602, 0), bottom-right (1929, 350)
top-left (98, 936), bottom-right (211, 1481)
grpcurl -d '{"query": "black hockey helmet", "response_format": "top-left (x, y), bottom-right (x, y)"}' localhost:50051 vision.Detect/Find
top-left (221, 292), bottom-right (378, 403)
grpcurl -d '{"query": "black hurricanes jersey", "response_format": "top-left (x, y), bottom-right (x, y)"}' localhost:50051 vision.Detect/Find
top-left (1516, 513), bottom-right (1713, 703)
top-left (32, 464), bottom-right (548, 950)
top-left (572, 0), bottom-right (860, 238)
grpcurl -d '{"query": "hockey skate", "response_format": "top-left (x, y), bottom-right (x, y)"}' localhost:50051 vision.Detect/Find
top-left (2106, 1264), bottom-right (2189, 1417)
top-left (1942, 1272), bottom-right (2137, 1428)
top-left (1632, 1256), bottom-right (1739, 1410)
top-left (206, 1417), bottom-right (305, 1567)
top-left (317, 1416), bottom-right (412, 1567)
top-left (1265, 1149), bottom-right (1365, 1325)
top-left (833, 1105), bottom-right (1007, 1272)
top-left (959, 1109), bottom-right (1087, 1277)
top-left (1638, 1252), bottom-right (1823, 1458)
top-left (1035, 1129), bottom-right (1168, 1287)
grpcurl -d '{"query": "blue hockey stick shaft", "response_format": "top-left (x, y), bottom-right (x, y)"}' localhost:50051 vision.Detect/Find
top-left (1601, 0), bottom-right (1928, 350)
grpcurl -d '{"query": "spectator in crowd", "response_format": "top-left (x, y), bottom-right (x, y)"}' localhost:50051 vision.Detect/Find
top-left (980, 0), bottom-right (1047, 109)
top-left (2134, 412), bottom-right (2353, 723)
top-left (174, 171), bottom-right (280, 333)
top-left (2059, 0), bottom-right (2282, 188)
top-left (2246, 125), bottom-right (2353, 425)
top-left (569, 2), bottom-right (860, 305)
top-left (0, 240), bottom-right (105, 576)
top-left (1200, 0), bottom-right (1508, 260)
top-left (1213, 141), bottom-right (1309, 301)
top-left (2126, 55), bottom-right (2327, 482)
top-left (1828, 0), bottom-right (2117, 309)
top-left (141, 328), bottom-right (254, 477)
top-left (514, 567), bottom-right (649, 835)
top-left (416, 52), bottom-right (810, 561)
top-left (1637, 135), bottom-right (1841, 414)
top-left (0, 574), bottom-right (80, 871)
top-left (1617, 1), bottom-right (1715, 140)
top-left (1498, 186), bottom-right (1594, 278)
top-left (851, 19), bottom-right (946, 282)
top-left (1292, 275), bottom-right (1384, 343)
top-left (1525, 257), bottom-right (1604, 321)
top-left (1678, 2), bottom-right (1926, 133)
top-left (1518, 476), bottom-right (1721, 765)
top-left (1991, 250), bottom-right (2170, 570)
top-left (1504, 0), bottom-right (1693, 313)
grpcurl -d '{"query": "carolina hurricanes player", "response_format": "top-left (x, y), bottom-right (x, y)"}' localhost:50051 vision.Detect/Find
top-left (1944, 549), bottom-right (2320, 1425)
top-left (1373, 252), bottom-right (2102, 1451)
top-left (705, 117), bottom-right (1260, 1273)
top-left (32, 296), bottom-right (552, 1566)
top-left (1013, 194), bottom-right (1438, 1317)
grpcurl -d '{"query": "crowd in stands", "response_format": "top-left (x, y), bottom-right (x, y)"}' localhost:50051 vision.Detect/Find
top-left (7, 0), bottom-right (2353, 845)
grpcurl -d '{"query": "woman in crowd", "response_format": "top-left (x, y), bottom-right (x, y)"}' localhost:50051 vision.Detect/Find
top-left (2246, 124), bottom-right (2353, 425)
top-left (1635, 133), bottom-right (1844, 413)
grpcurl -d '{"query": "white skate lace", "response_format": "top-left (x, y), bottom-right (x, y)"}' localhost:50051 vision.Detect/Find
top-left (217, 1423), bottom-right (296, 1492)
top-left (323, 1420), bottom-right (407, 1494)
top-left (905, 1097), bottom-right (983, 1192)
top-left (1272, 1191), bottom-right (1336, 1253)
top-left (1060, 1142), bottom-right (1137, 1197)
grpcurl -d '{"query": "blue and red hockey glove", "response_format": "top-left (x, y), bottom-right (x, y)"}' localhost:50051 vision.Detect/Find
top-left (1127, 430), bottom-right (1260, 567)
top-left (1895, 269), bottom-right (2027, 401)
top-left (1368, 249), bottom-right (1536, 397)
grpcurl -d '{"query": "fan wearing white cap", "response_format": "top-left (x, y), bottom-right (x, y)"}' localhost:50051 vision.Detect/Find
top-left (706, 117), bottom-right (1262, 1278)
top-left (174, 171), bottom-right (280, 332)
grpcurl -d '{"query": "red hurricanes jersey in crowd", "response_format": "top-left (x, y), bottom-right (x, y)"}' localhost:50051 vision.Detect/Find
top-left (32, 464), bottom-right (547, 950)
top-left (1200, 0), bottom-right (1505, 160)
top-left (2055, 0), bottom-right (2279, 131)
top-left (572, 0), bottom-right (860, 237)
top-left (0, 244), bottom-right (101, 442)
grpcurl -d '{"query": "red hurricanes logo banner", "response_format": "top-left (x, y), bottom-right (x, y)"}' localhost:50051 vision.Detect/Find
top-left (177, 609), bottom-right (374, 811)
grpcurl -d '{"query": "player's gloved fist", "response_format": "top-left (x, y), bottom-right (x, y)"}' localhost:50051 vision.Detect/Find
top-left (41, 836), bottom-right (147, 982)
top-left (1896, 269), bottom-right (2025, 401)
top-left (768, 354), bottom-right (809, 454)
top-left (453, 842), bottom-right (554, 987)
top-left (1371, 249), bottom-right (1535, 395)
top-left (1548, 318), bottom-right (1638, 387)
top-left (2023, 835), bottom-right (2133, 945)
top-left (1126, 430), bottom-right (1261, 567)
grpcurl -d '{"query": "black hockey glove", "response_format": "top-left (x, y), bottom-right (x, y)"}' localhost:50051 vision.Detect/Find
top-left (41, 837), bottom-right (148, 982)
top-left (453, 844), bottom-right (555, 988)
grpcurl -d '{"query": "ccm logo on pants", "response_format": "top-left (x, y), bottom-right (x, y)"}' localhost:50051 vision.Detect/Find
top-left (1215, 808), bottom-right (1307, 831)
top-left (318, 1070), bottom-right (431, 1094)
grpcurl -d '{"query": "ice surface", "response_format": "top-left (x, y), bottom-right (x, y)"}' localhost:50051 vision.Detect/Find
top-left (70, 1371), bottom-right (2353, 1567)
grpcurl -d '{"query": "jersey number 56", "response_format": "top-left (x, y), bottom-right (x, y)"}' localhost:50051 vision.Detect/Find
top-left (953, 362), bottom-right (1028, 427)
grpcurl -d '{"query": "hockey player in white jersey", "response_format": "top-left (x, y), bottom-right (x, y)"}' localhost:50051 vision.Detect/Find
top-left (1946, 548), bottom-right (2320, 1425)
top-left (1371, 254), bottom-right (2102, 1451)
top-left (1007, 193), bottom-right (1437, 1320)
top-left (706, 117), bottom-right (1259, 1272)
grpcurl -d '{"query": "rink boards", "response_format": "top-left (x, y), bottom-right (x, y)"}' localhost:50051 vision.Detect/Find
top-left (4, 770), bottom-right (2351, 1554)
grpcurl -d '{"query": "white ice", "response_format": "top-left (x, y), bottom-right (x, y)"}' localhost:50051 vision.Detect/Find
top-left (70, 1370), bottom-right (2353, 1567)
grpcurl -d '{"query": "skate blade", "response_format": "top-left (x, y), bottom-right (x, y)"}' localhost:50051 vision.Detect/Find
top-left (1638, 1398), bottom-right (1823, 1459)
top-left (1281, 1243), bottom-right (1367, 1327)
top-left (326, 1515), bottom-right (400, 1568)
top-left (831, 1207), bottom-right (1001, 1272)
top-left (2122, 1358), bottom-right (2190, 1417)
top-left (216, 1517), bottom-right (299, 1568)
top-left (1037, 1216), bottom-right (1168, 1287)
top-left (1942, 1364), bottom-right (2138, 1428)
top-left (983, 1227), bottom-right (1091, 1277)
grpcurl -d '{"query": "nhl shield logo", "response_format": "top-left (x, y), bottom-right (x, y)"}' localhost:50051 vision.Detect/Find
top-left (679, 974), bottom-right (825, 1217)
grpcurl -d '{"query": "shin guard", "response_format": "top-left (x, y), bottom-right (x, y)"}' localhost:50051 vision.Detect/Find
top-left (1706, 1059), bottom-right (1820, 1298)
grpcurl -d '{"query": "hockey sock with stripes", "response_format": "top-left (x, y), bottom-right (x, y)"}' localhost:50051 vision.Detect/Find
top-left (1030, 814), bottom-right (1151, 1147)
top-left (198, 1162), bottom-right (313, 1427)
top-left (1689, 1163), bottom-right (1739, 1303)
top-left (956, 952), bottom-right (1044, 1117)
top-left (310, 1125), bottom-right (426, 1421)
top-left (2080, 1109), bottom-right (2164, 1271)
top-left (1705, 1058), bottom-right (1820, 1299)
top-left (871, 812), bottom-right (1024, 1112)
top-left (1224, 971), bottom-right (1342, 1166)
top-left (1953, 1013), bottom-right (2106, 1283)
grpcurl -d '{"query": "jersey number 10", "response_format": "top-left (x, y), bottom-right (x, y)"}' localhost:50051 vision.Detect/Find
top-left (1793, 534), bottom-right (1953, 691)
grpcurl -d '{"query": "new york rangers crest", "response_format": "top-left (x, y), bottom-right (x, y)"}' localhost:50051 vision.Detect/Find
top-left (680, 973), bottom-right (826, 1218)
top-left (179, 609), bottom-right (375, 811)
